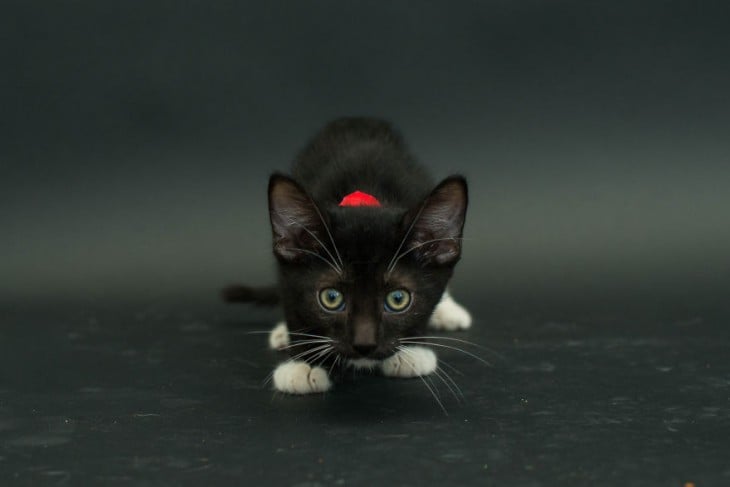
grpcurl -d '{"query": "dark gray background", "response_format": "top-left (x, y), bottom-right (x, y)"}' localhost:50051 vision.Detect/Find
top-left (2, 4), bottom-right (730, 486)
top-left (3, 1), bottom-right (729, 318)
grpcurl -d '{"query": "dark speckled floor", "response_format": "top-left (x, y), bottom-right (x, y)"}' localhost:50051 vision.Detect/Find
top-left (1, 300), bottom-right (728, 486)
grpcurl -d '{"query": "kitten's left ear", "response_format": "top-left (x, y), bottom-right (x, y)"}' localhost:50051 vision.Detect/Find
top-left (268, 174), bottom-right (331, 263)
top-left (403, 176), bottom-right (468, 266)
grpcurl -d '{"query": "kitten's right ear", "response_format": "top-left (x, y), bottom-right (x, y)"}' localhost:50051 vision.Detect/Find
top-left (268, 174), bottom-right (329, 263)
top-left (401, 176), bottom-right (468, 266)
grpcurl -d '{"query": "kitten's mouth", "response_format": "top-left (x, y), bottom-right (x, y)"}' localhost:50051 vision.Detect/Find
top-left (342, 346), bottom-right (394, 361)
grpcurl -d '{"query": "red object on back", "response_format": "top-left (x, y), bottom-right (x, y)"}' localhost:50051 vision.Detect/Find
top-left (338, 191), bottom-right (381, 207)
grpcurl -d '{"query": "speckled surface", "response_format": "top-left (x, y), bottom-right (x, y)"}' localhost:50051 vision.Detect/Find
top-left (1, 301), bottom-right (728, 486)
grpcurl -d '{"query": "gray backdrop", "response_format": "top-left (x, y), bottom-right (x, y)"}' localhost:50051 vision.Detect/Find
top-left (2, 1), bottom-right (729, 317)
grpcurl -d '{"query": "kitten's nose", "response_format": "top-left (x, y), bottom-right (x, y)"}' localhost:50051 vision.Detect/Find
top-left (352, 318), bottom-right (377, 356)
top-left (352, 344), bottom-right (377, 356)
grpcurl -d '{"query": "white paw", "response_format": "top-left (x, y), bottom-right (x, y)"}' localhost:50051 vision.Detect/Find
top-left (381, 346), bottom-right (437, 378)
top-left (272, 361), bottom-right (332, 394)
top-left (268, 321), bottom-right (290, 350)
top-left (428, 292), bottom-right (472, 331)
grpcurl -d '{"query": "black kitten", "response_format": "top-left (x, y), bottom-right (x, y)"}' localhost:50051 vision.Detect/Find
top-left (225, 118), bottom-right (471, 394)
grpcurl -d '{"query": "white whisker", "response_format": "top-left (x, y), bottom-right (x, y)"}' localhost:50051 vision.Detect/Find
top-left (436, 366), bottom-right (464, 402)
top-left (311, 345), bottom-right (334, 365)
top-left (276, 210), bottom-right (343, 273)
top-left (405, 335), bottom-right (505, 360)
top-left (276, 339), bottom-right (333, 351)
top-left (284, 332), bottom-right (333, 340)
top-left (309, 201), bottom-right (345, 270)
top-left (316, 348), bottom-right (336, 368)
top-left (262, 344), bottom-right (332, 386)
top-left (289, 344), bottom-right (333, 362)
top-left (399, 340), bottom-right (492, 367)
top-left (388, 237), bottom-right (464, 275)
top-left (395, 346), bottom-right (448, 415)
top-left (437, 356), bottom-right (464, 377)
top-left (245, 330), bottom-right (332, 340)
top-left (398, 346), bottom-right (442, 400)
top-left (398, 346), bottom-right (463, 404)
top-left (279, 247), bottom-right (342, 274)
top-left (386, 203), bottom-right (426, 276)
top-left (328, 354), bottom-right (341, 376)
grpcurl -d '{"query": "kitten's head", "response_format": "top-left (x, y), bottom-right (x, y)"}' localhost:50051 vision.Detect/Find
top-left (268, 174), bottom-right (467, 360)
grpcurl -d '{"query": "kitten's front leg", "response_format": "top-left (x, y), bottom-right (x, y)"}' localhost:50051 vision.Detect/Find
top-left (272, 361), bottom-right (332, 394)
top-left (268, 321), bottom-right (290, 350)
top-left (428, 291), bottom-right (472, 331)
top-left (381, 346), bottom-right (437, 378)
top-left (269, 323), bottom-right (331, 394)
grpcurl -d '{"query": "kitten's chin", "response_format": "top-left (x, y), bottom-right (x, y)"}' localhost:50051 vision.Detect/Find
top-left (345, 350), bottom-right (398, 369)
top-left (339, 348), bottom-right (396, 361)
top-left (347, 357), bottom-right (381, 370)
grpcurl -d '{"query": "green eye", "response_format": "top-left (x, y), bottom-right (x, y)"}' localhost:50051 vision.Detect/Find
top-left (319, 288), bottom-right (345, 311)
top-left (384, 289), bottom-right (411, 312)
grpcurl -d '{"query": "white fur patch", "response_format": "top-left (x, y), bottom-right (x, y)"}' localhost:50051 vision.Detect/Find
top-left (268, 321), bottom-right (290, 350)
top-left (347, 358), bottom-right (380, 370)
top-left (272, 361), bottom-right (332, 394)
top-left (381, 346), bottom-right (437, 378)
top-left (428, 292), bottom-right (472, 331)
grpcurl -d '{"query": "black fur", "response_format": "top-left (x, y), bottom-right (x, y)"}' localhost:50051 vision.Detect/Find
top-left (227, 117), bottom-right (468, 362)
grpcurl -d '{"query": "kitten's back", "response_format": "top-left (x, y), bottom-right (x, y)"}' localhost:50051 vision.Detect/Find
top-left (291, 118), bottom-right (434, 209)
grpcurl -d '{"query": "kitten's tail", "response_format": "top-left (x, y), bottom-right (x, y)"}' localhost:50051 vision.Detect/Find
top-left (221, 284), bottom-right (280, 306)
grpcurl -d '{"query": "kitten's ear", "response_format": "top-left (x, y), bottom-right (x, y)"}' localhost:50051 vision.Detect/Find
top-left (268, 174), bottom-right (329, 262)
top-left (402, 176), bottom-right (468, 266)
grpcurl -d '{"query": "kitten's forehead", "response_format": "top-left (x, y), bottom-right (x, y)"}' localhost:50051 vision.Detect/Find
top-left (328, 207), bottom-right (404, 263)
